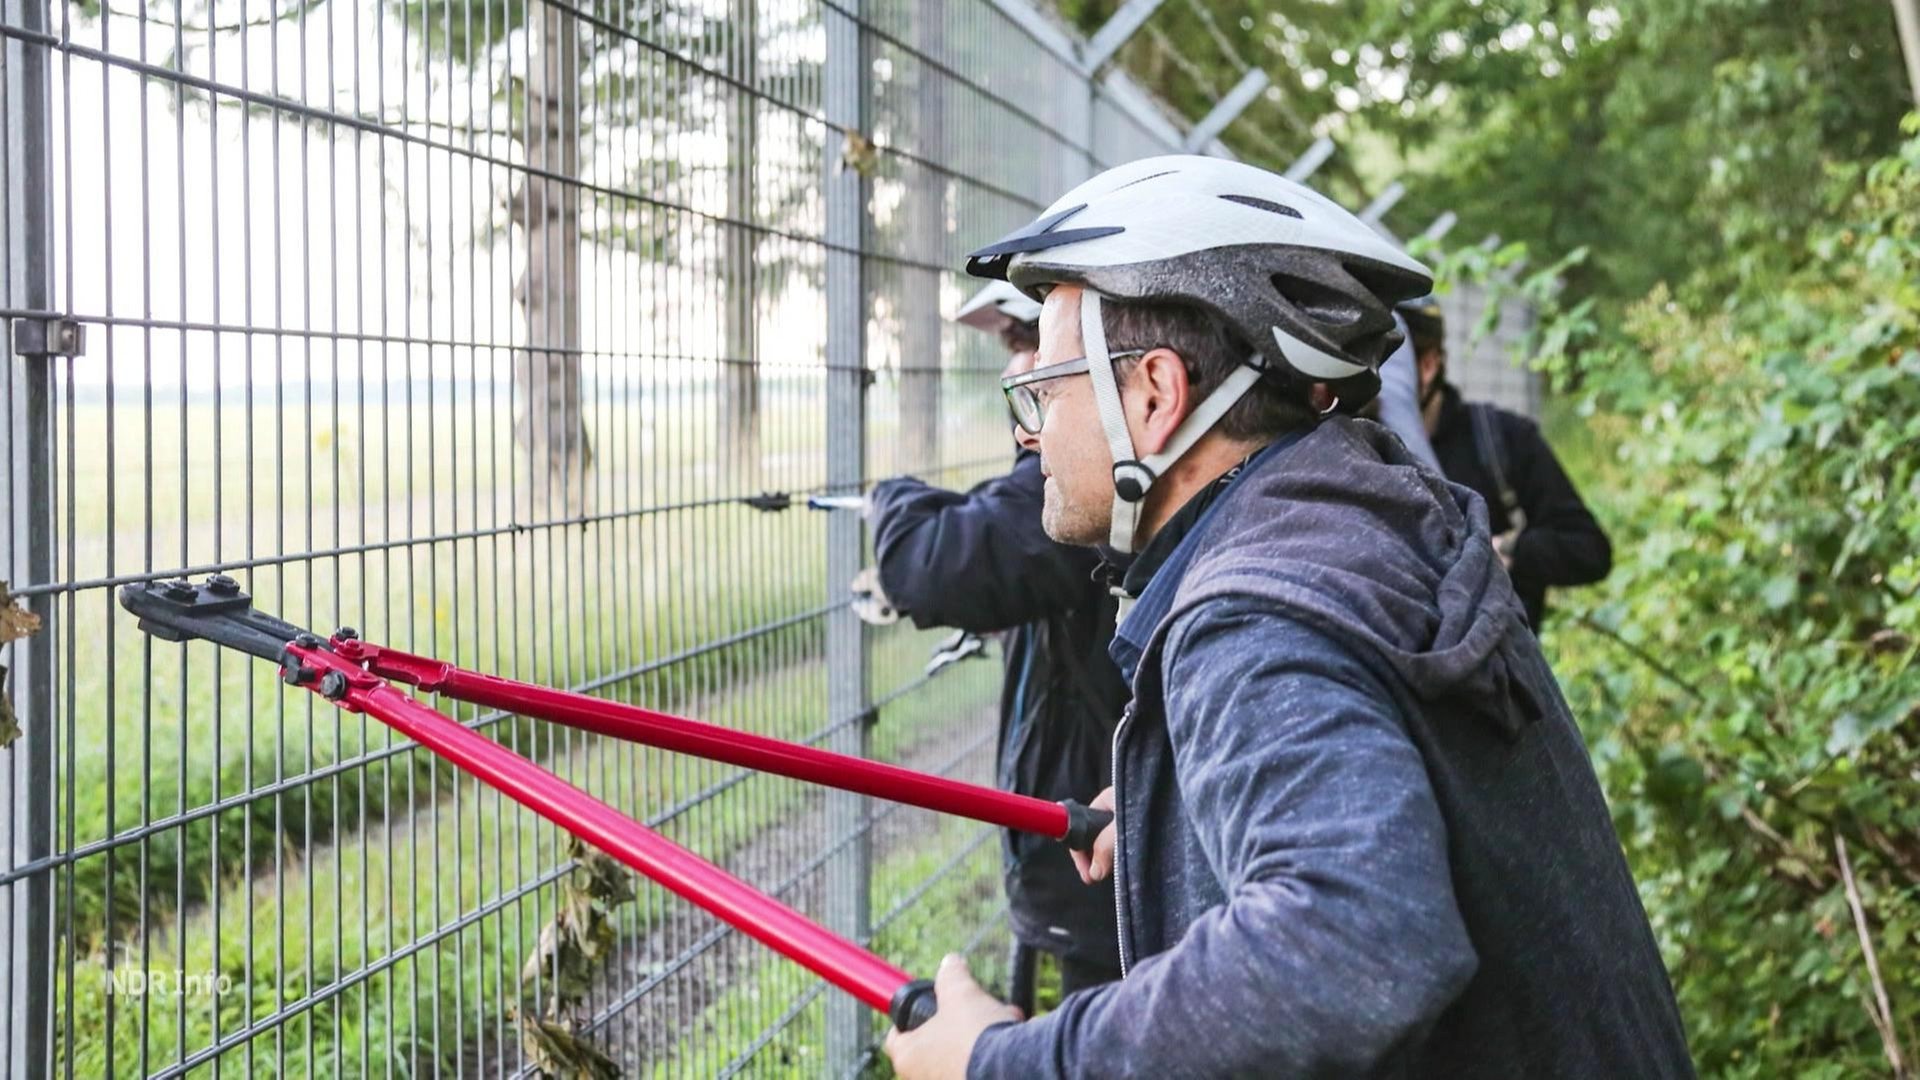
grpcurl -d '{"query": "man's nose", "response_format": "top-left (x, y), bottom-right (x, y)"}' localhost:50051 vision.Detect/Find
top-left (1013, 423), bottom-right (1042, 453)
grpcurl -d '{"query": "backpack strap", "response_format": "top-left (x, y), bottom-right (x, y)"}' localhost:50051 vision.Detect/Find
top-left (1468, 402), bottom-right (1519, 517)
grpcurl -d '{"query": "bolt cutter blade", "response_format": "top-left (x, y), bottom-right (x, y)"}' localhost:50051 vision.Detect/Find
top-left (119, 576), bottom-right (309, 663)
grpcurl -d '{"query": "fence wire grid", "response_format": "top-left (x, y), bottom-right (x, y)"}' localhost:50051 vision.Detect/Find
top-left (0, 0), bottom-right (1232, 1075)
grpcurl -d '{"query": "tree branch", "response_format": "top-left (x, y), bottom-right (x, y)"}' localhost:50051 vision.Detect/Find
top-left (1859, 822), bottom-right (1920, 887)
top-left (104, 0), bottom-right (328, 37)
top-left (1573, 611), bottom-right (1707, 702)
top-left (1835, 832), bottom-right (1909, 1079)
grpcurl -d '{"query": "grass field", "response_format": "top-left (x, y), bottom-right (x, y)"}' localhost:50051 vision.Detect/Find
top-left (652, 815), bottom-right (1011, 1080)
top-left (38, 366), bottom-right (1015, 1075)
top-left (57, 608), bottom-right (1001, 1076)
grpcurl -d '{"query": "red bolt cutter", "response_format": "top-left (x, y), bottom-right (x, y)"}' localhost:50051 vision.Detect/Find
top-left (121, 575), bottom-right (1113, 1032)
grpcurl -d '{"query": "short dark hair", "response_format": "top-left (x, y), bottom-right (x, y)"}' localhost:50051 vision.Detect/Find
top-left (1100, 299), bottom-right (1314, 441)
top-left (999, 320), bottom-right (1040, 354)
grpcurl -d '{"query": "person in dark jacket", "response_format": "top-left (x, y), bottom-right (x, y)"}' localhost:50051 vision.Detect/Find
top-left (885, 155), bottom-right (1692, 1080)
top-left (865, 280), bottom-right (1128, 1012)
top-left (1391, 296), bottom-right (1612, 628)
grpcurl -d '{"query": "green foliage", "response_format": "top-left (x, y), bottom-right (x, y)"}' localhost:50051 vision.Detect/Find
top-left (1461, 124), bottom-right (1920, 1075)
top-left (1060, 1), bottom-right (1912, 316)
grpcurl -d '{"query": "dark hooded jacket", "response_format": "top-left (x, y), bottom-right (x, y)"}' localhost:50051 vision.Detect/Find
top-left (869, 450), bottom-right (1127, 968)
top-left (1428, 383), bottom-right (1612, 629)
top-left (967, 417), bottom-right (1691, 1079)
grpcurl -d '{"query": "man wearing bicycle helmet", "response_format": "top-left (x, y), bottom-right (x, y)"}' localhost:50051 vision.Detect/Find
top-left (885, 156), bottom-right (1690, 1079)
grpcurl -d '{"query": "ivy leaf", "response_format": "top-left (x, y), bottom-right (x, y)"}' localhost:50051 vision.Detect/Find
top-left (1760, 575), bottom-right (1797, 610)
top-left (1824, 712), bottom-right (1865, 757)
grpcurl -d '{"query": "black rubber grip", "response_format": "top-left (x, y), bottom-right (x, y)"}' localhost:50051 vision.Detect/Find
top-left (1060, 800), bottom-right (1114, 853)
top-left (890, 977), bottom-right (938, 1031)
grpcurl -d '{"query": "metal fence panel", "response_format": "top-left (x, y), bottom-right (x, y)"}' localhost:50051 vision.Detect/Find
top-left (0, 0), bottom-right (1191, 1075)
top-left (4, 0), bottom-right (60, 1073)
top-left (1441, 284), bottom-right (1542, 419)
top-left (821, 1), bottom-right (868, 1072)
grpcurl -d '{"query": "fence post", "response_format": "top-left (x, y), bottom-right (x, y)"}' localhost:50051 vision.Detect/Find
top-left (823, 0), bottom-right (873, 1073)
top-left (2, 2), bottom-right (59, 1076)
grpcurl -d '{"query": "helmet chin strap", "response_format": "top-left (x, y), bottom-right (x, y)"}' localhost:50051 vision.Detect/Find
top-left (1079, 291), bottom-right (1267, 555)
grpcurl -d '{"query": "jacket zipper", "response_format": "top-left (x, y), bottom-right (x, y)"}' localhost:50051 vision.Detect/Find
top-left (1110, 700), bottom-right (1135, 976)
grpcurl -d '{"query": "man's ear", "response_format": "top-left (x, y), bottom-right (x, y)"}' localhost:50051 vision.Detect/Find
top-left (1124, 347), bottom-right (1191, 456)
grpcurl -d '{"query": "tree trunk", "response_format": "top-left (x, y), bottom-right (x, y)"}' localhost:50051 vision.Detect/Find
top-left (899, 4), bottom-right (946, 473)
top-left (719, 0), bottom-right (762, 486)
top-left (512, 3), bottom-right (591, 517)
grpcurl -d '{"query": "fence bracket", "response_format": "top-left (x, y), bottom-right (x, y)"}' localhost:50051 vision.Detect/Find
top-left (9, 318), bottom-right (84, 359)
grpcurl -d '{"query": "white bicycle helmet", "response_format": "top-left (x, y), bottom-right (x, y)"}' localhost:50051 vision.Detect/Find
top-left (965, 154), bottom-right (1432, 551)
top-left (954, 280), bottom-right (1043, 333)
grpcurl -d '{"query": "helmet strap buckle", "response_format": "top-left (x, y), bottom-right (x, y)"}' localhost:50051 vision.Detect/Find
top-left (1111, 460), bottom-right (1155, 503)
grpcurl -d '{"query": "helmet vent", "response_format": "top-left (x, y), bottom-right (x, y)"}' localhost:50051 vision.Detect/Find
top-left (1270, 272), bottom-right (1367, 330)
top-left (1346, 261), bottom-right (1425, 307)
top-left (1220, 194), bottom-right (1303, 219)
top-left (1113, 169), bottom-right (1179, 192)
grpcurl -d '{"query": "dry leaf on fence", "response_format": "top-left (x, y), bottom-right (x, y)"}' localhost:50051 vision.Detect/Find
top-left (841, 130), bottom-right (878, 178)
top-left (1, 581), bottom-right (44, 644)
top-left (521, 915), bottom-right (602, 1007)
top-left (521, 836), bottom-right (641, 1031)
top-left (0, 664), bottom-right (19, 748)
top-left (519, 1014), bottom-right (623, 1080)
top-left (570, 838), bottom-right (636, 906)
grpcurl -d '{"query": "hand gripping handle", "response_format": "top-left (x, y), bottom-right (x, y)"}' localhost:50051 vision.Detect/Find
top-left (1060, 799), bottom-right (1114, 853)
top-left (890, 978), bottom-right (938, 1031)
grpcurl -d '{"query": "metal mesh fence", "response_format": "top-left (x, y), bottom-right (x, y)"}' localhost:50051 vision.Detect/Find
top-left (1, 0), bottom-right (1196, 1075)
top-left (1439, 284), bottom-right (1541, 419)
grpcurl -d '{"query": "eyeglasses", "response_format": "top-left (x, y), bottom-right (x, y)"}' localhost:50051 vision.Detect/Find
top-left (1000, 351), bottom-right (1145, 435)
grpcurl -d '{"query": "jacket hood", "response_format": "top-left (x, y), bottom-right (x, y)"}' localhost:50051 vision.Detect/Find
top-left (1162, 416), bottom-right (1539, 735)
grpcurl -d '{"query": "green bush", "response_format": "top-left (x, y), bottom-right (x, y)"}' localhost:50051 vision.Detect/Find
top-left (1452, 121), bottom-right (1920, 1075)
